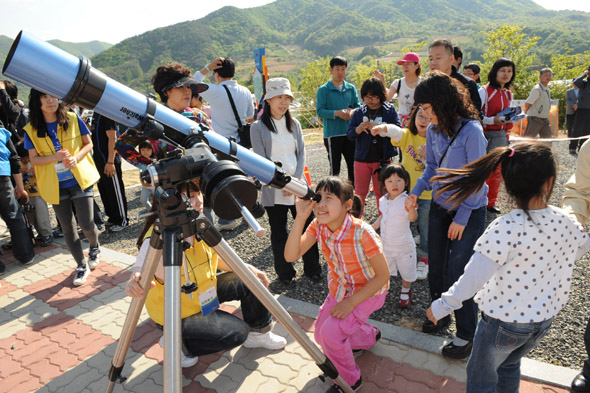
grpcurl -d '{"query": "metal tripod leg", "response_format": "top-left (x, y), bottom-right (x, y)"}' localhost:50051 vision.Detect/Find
top-left (105, 229), bottom-right (163, 393)
top-left (200, 224), bottom-right (354, 393)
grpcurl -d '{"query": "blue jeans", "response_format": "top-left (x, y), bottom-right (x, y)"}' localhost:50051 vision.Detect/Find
top-left (417, 198), bottom-right (430, 257)
top-left (0, 176), bottom-right (34, 263)
top-left (180, 272), bottom-right (273, 357)
top-left (428, 202), bottom-right (486, 341)
top-left (466, 313), bottom-right (552, 393)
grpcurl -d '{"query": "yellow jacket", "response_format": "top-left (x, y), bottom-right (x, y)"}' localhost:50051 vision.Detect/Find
top-left (24, 112), bottom-right (100, 204)
top-left (144, 233), bottom-right (219, 325)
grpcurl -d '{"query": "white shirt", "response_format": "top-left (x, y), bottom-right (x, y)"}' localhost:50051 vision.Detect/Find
top-left (431, 206), bottom-right (590, 323)
top-left (194, 72), bottom-right (255, 140)
top-left (270, 116), bottom-right (297, 205)
top-left (390, 77), bottom-right (420, 116)
top-left (379, 192), bottom-right (414, 245)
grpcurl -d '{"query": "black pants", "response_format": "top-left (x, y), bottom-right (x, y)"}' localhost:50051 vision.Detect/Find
top-left (583, 316), bottom-right (590, 377)
top-left (568, 113), bottom-right (579, 151)
top-left (0, 176), bottom-right (34, 263)
top-left (324, 135), bottom-right (355, 186)
top-left (573, 108), bottom-right (590, 149)
top-left (266, 204), bottom-right (321, 281)
top-left (95, 158), bottom-right (128, 226)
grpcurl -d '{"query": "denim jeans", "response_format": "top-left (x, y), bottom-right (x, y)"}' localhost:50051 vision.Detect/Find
top-left (428, 202), bottom-right (486, 341)
top-left (416, 198), bottom-right (430, 257)
top-left (181, 272), bottom-right (273, 357)
top-left (266, 204), bottom-right (320, 281)
top-left (0, 176), bottom-right (34, 263)
top-left (466, 313), bottom-right (552, 393)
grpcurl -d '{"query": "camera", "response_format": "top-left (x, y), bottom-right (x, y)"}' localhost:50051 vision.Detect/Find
top-left (18, 198), bottom-right (35, 213)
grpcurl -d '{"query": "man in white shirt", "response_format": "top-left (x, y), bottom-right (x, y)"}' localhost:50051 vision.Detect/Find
top-left (195, 57), bottom-right (254, 231)
top-left (523, 68), bottom-right (553, 138)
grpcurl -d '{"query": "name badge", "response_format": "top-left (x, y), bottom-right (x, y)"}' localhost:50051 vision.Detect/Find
top-left (198, 282), bottom-right (219, 317)
top-left (54, 162), bottom-right (74, 183)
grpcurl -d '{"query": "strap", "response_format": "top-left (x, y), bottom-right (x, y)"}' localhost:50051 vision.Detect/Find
top-left (438, 121), bottom-right (468, 167)
top-left (397, 79), bottom-right (402, 95)
top-left (222, 85), bottom-right (243, 129)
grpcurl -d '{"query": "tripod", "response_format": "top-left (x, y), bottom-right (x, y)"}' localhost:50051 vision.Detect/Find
top-left (105, 168), bottom-right (353, 393)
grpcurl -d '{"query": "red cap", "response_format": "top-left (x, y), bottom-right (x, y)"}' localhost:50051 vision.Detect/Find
top-left (397, 52), bottom-right (420, 65)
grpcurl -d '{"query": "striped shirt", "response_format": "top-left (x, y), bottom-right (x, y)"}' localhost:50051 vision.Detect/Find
top-left (307, 214), bottom-right (388, 301)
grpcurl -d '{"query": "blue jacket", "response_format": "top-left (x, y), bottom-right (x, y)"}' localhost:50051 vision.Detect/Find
top-left (347, 102), bottom-right (399, 161)
top-left (316, 80), bottom-right (360, 138)
top-left (0, 127), bottom-right (19, 177)
top-left (411, 118), bottom-right (488, 226)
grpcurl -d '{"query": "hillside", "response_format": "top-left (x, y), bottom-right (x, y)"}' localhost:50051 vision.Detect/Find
top-left (86, 0), bottom-right (590, 93)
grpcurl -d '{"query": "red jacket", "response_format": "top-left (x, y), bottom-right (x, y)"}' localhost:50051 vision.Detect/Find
top-left (482, 85), bottom-right (513, 136)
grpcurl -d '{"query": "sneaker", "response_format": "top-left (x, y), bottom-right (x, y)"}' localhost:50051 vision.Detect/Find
top-left (413, 234), bottom-right (420, 246)
top-left (52, 228), bottom-right (63, 238)
top-left (416, 258), bottom-right (429, 280)
top-left (21, 254), bottom-right (40, 266)
top-left (217, 219), bottom-right (239, 231)
top-left (243, 331), bottom-right (286, 350)
top-left (96, 224), bottom-right (105, 231)
top-left (88, 247), bottom-right (100, 270)
top-left (353, 328), bottom-right (381, 357)
top-left (110, 224), bottom-right (126, 232)
top-left (39, 236), bottom-right (53, 247)
top-left (158, 336), bottom-right (199, 368)
top-left (325, 377), bottom-right (362, 392)
top-left (73, 264), bottom-right (90, 286)
top-left (0, 261), bottom-right (5, 275)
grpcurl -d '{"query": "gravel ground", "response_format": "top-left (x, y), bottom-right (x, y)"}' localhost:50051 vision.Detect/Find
top-left (51, 134), bottom-right (589, 370)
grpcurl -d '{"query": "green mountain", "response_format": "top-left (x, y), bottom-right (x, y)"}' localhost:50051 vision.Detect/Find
top-left (87, 0), bottom-right (590, 93)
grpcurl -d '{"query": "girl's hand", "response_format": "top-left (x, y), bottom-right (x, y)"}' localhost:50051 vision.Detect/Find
top-left (405, 194), bottom-right (418, 210)
top-left (448, 221), bottom-right (465, 241)
top-left (493, 115), bottom-right (506, 126)
top-left (370, 124), bottom-right (388, 136)
top-left (247, 264), bottom-right (269, 288)
top-left (125, 272), bottom-right (155, 298)
top-left (426, 306), bottom-right (438, 324)
top-left (330, 298), bottom-right (355, 319)
top-left (372, 70), bottom-right (385, 83)
top-left (56, 149), bottom-right (70, 162)
top-left (65, 155), bottom-right (78, 169)
top-left (295, 198), bottom-right (315, 219)
top-left (356, 121), bottom-right (370, 134)
top-left (417, 144), bottom-right (426, 157)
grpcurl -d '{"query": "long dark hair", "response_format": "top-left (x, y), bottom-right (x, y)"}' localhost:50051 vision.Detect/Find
top-left (315, 176), bottom-right (362, 218)
top-left (487, 58), bottom-right (516, 89)
top-left (413, 71), bottom-right (479, 137)
top-left (405, 106), bottom-right (419, 135)
top-left (28, 89), bottom-right (70, 138)
top-left (432, 143), bottom-right (556, 214)
top-left (378, 163), bottom-right (410, 195)
top-left (260, 101), bottom-right (293, 133)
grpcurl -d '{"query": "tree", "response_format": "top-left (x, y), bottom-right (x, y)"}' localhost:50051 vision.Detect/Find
top-left (479, 25), bottom-right (540, 99)
top-left (297, 56), bottom-right (331, 105)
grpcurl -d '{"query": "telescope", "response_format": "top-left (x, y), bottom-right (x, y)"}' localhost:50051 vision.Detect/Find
top-left (2, 30), bottom-right (315, 201)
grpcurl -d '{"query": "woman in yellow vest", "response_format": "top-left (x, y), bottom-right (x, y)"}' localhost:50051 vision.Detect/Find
top-left (125, 181), bottom-right (286, 368)
top-left (23, 89), bottom-right (101, 286)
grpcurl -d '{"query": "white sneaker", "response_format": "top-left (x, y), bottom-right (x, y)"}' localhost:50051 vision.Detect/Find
top-left (87, 247), bottom-right (100, 270)
top-left (110, 224), bottom-right (126, 232)
top-left (413, 235), bottom-right (420, 246)
top-left (416, 259), bottom-right (429, 281)
top-left (73, 264), bottom-right (90, 286)
top-left (217, 220), bottom-right (239, 231)
top-left (158, 336), bottom-right (199, 368)
top-left (243, 331), bottom-right (286, 350)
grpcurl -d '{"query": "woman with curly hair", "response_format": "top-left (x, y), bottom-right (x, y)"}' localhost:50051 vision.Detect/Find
top-left (405, 71), bottom-right (488, 360)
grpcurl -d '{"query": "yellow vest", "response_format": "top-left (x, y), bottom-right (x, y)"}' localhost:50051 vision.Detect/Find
top-left (23, 112), bottom-right (100, 205)
top-left (144, 231), bottom-right (219, 326)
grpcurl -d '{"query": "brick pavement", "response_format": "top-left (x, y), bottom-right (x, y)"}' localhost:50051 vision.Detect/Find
top-left (0, 239), bottom-right (572, 392)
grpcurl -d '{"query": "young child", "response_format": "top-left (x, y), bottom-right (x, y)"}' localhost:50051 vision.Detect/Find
top-left (426, 143), bottom-right (590, 393)
top-left (372, 106), bottom-right (431, 280)
top-left (285, 177), bottom-right (390, 393)
top-left (16, 142), bottom-right (53, 246)
top-left (372, 164), bottom-right (417, 308)
top-left (138, 140), bottom-right (156, 210)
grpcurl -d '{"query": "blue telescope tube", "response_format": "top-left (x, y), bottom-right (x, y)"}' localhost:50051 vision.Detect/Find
top-left (3, 31), bottom-right (312, 198)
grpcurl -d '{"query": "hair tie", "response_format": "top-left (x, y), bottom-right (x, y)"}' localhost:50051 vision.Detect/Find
top-left (508, 148), bottom-right (515, 158)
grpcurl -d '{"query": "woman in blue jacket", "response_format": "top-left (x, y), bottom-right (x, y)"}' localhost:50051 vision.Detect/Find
top-left (347, 77), bottom-right (399, 216)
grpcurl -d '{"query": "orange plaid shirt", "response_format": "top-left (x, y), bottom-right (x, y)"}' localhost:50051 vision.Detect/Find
top-left (307, 214), bottom-right (388, 301)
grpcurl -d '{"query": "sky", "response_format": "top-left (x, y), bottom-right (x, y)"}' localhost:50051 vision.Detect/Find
top-left (0, 0), bottom-right (589, 44)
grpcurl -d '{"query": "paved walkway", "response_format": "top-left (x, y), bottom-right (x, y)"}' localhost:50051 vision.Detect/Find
top-left (0, 237), bottom-right (574, 392)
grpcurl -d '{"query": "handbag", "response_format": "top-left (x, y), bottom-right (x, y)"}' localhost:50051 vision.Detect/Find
top-left (222, 85), bottom-right (251, 148)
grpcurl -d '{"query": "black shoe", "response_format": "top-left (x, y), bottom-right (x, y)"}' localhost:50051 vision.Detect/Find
top-left (572, 372), bottom-right (590, 392)
top-left (325, 377), bottom-right (362, 392)
top-left (39, 236), bottom-right (52, 247)
top-left (0, 261), bottom-right (5, 275)
top-left (442, 340), bottom-right (473, 360)
top-left (571, 149), bottom-right (579, 156)
top-left (279, 277), bottom-right (295, 286)
top-left (487, 206), bottom-right (501, 214)
top-left (422, 315), bottom-right (451, 334)
top-left (305, 273), bottom-right (323, 283)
